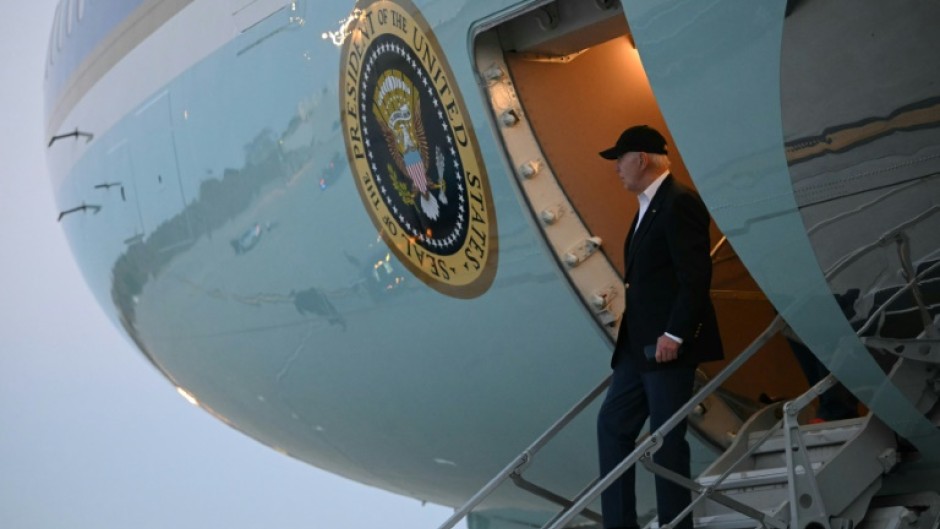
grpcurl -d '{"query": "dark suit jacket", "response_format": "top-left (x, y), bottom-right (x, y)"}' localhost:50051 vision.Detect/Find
top-left (612, 175), bottom-right (724, 371)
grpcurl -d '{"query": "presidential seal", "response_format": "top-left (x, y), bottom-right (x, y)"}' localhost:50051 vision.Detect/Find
top-left (340, 0), bottom-right (497, 298)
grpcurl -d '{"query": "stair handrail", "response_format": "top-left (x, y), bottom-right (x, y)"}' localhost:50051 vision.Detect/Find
top-left (543, 315), bottom-right (789, 529)
top-left (641, 372), bottom-right (840, 529)
top-left (438, 313), bottom-right (792, 529)
top-left (436, 374), bottom-right (613, 529)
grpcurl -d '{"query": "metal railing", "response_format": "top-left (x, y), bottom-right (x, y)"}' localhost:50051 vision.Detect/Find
top-left (436, 375), bottom-right (612, 529)
top-left (438, 315), bottom-right (791, 529)
top-left (544, 315), bottom-right (789, 529)
top-left (635, 371), bottom-right (841, 529)
top-left (438, 191), bottom-right (938, 529)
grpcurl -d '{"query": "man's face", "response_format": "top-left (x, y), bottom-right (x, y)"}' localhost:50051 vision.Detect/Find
top-left (615, 151), bottom-right (645, 192)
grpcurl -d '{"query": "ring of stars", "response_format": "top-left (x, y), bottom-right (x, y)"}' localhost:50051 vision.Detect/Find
top-left (358, 35), bottom-right (470, 254)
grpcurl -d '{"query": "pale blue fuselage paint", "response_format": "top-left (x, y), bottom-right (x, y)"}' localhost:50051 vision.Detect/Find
top-left (622, 0), bottom-right (940, 460)
top-left (51, 0), bottom-right (623, 512)
top-left (46, 0), bottom-right (940, 524)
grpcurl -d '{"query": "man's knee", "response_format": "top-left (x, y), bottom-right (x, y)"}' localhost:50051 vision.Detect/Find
top-left (597, 404), bottom-right (620, 439)
top-left (652, 433), bottom-right (691, 471)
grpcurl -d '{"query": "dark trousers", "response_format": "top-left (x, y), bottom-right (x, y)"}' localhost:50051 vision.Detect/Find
top-left (597, 358), bottom-right (696, 529)
top-left (787, 338), bottom-right (858, 421)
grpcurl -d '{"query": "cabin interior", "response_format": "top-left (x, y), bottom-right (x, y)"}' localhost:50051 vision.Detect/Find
top-left (474, 0), bottom-right (814, 413)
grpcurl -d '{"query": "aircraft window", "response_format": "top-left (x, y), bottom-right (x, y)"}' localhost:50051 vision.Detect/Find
top-left (56, 0), bottom-right (67, 51)
top-left (49, 7), bottom-right (59, 66)
top-left (66, 0), bottom-right (74, 36)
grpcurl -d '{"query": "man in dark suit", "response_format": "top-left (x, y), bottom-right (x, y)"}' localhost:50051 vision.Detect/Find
top-left (596, 125), bottom-right (724, 529)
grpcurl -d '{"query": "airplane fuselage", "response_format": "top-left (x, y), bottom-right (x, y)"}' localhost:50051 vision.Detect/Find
top-left (45, 0), bottom-right (940, 526)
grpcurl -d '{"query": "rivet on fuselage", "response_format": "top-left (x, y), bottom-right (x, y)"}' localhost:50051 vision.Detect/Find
top-left (483, 65), bottom-right (505, 82)
top-left (500, 109), bottom-right (520, 127)
top-left (519, 159), bottom-right (542, 179)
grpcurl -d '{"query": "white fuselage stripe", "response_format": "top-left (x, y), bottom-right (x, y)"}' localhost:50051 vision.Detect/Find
top-left (46, 0), bottom-right (240, 189)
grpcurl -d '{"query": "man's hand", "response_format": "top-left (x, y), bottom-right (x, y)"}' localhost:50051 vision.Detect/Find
top-left (656, 334), bottom-right (680, 363)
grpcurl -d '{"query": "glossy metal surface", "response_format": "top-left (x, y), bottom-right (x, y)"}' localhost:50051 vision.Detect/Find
top-left (49, 0), bottom-right (620, 512)
top-left (623, 0), bottom-right (940, 460)
top-left (45, 0), bottom-right (149, 113)
top-left (47, 0), bottom-right (940, 526)
top-left (781, 2), bottom-right (940, 438)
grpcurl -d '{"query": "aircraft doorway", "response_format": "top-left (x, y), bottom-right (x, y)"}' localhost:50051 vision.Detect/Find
top-left (473, 1), bottom-right (809, 415)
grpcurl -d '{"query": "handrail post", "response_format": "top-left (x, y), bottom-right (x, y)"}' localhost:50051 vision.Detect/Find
top-left (436, 453), bottom-right (529, 529)
top-left (436, 374), bottom-right (612, 529)
top-left (543, 315), bottom-right (787, 529)
top-left (648, 369), bottom-right (857, 529)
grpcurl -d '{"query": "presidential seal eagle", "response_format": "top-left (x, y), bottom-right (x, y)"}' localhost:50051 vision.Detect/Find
top-left (372, 69), bottom-right (447, 220)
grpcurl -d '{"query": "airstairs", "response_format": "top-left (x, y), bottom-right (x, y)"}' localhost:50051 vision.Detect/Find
top-left (682, 408), bottom-right (896, 529)
top-left (436, 316), bottom-right (940, 529)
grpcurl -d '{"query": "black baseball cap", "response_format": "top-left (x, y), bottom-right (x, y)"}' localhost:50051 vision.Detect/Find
top-left (598, 125), bottom-right (668, 159)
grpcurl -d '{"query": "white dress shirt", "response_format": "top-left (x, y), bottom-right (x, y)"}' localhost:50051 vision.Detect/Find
top-left (633, 170), bottom-right (683, 345)
top-left (634, 170), bottom-right (669, 232)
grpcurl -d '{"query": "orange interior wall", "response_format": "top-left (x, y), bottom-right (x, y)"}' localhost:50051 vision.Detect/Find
top-left (503, 36), bottom-right (809, 403)
top-left (505, 36), bottom-right (692, 274)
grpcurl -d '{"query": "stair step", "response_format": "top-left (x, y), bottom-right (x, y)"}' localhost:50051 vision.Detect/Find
top-left (686, 503), bottom-right (940, 529)
top-left (746, 419), bottom-right (864, 455)
top-left (690, 512), bottom-right (777, 529)
top-left (698, 461), bottom-right (823, 491)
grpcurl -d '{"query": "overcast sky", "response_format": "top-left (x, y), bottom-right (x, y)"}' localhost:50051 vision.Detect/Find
top-left (0, 3), bottom-right (463, 528)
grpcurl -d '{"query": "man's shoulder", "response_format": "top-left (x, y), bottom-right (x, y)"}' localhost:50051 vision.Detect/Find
top-left (664, 175), bottom-right (695, 194)
top-left (661, 176), bottom-right (703, 204)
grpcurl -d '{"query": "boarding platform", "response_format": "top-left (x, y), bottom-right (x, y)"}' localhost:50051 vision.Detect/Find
top-left (436, 314), bottom-right (940, 529)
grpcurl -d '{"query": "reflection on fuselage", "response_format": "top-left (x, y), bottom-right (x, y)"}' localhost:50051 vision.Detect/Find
top-left (45, 0), bottom-right (940, 526)
top-left (781, 0), bottom-right (940, 427)
top-left (50, 1), bottom-right (624, 513)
